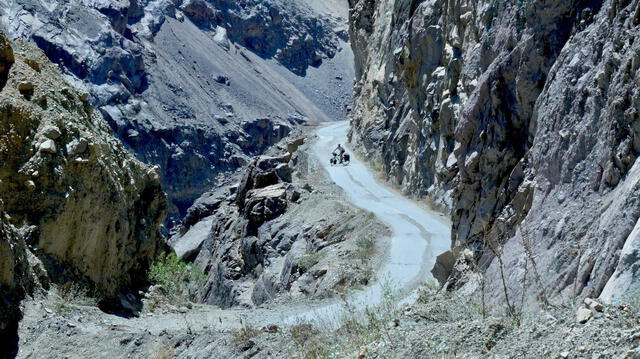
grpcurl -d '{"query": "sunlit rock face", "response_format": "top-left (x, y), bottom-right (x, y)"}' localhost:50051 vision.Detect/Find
top-left (348, 0), bottom-right (640, 302)
top-left (0, 37), bottom-right (167, 297)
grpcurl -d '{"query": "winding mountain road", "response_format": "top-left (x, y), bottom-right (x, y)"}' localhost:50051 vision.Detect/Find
top-left (285, 121), bottom-right (451, 323)
top-left (21, 121), bottom-right (453, 342)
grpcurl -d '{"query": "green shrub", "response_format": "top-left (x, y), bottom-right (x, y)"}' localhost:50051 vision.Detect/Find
top-left (299, 252), bottom-right (324, 272)
top-left (355, 235), bottom-right (376, 264)
top-left (148, 252), bottom-right (206, 302)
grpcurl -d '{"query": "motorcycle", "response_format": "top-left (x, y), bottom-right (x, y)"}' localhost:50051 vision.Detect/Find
top-left (330, 152), bottom-right (350, 166)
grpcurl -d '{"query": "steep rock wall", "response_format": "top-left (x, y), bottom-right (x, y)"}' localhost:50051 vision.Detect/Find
top-left (0, 36), bottom-right (167, 297)
top-left (348, 0), bottom-right (640, 302)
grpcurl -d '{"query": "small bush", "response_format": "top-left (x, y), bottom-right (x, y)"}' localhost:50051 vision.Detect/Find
top-left (417, 280), bottom-right (440, 303)
top-left (355, 235), bottom-right (376, 264)
top-left (290, 323), bottom-right (320, 346)
top-left (152, 344), bottom-right (174, 359)
top-left (56, 281), bottom-right (96, 306)
top-left (53, 303), bottom-right (71, 314)
top-left (231, 324), bottom-right (261, 349)
top-left (299, 252), bottom-right (324, 272)
top-left (290, 323), bottom-right (330, 359)
top-left (148, 252), bottom-right (206, 302)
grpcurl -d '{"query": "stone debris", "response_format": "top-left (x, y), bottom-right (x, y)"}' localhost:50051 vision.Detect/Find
top-left (38, 139), bottom-right (57, 154)
top-left (584, 298), bottom-right (604, 312)
top-left (576, 308), bottom-right (593, 324)
top-left (42, 125), bottom-right (61, 139)
top-left (66, 138), bottom-right (89, 156)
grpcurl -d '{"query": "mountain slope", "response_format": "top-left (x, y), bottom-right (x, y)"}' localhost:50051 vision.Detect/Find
top-left (0, 0), bottom-right (355, 220)
top-left (348, 0), bottom-right (640, 302)
top-left (0, 33), bottom-right (167, 354)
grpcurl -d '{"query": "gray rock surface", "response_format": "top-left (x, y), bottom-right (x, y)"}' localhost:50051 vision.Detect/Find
top-left (0, 0), bottom-right (354, 221)
top-left (0, 38), bottom-right (167, 297)
top-left (348, 0), bottom-right (640, 303)
top-left (171, 131), bottom-right (387, 308)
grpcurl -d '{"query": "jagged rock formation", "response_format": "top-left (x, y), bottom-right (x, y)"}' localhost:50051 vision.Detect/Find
top-left (348, 0), bottom-right (640, 302)
top-left (0, 35), bottom-right (167, 303)
top-left (179, 0), bottom-right (345, 75)
top-left (171, 136), bottom-right (386, 308)
top-left (0, 0), bottom-right (354, 221)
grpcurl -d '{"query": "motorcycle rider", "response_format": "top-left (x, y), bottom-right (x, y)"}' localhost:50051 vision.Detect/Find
top-left (331, 144), bottom-right (347, 165)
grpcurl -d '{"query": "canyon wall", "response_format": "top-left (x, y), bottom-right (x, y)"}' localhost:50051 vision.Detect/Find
top-left (0, 34), bottom-right (167, 299)
top-left (348, 0), bottom-right (640, 302)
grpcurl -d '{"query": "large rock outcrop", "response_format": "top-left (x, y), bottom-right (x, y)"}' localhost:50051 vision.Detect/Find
top-left (0, 0), bottom-right (354, 221)
top-left (348, 0), bottom-right (640, 303)
top-left (171, 137), bottom-right (386, 308)
top-left (0, 37), bottom-right (167, 297)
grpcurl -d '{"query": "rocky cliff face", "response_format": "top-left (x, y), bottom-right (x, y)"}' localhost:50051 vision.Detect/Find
top-left (0, 35), bottom-right (167, 301)
top-left (348, 0), bottom-right (640, 302)
top-left (0, 0), bottom-right (354, 221)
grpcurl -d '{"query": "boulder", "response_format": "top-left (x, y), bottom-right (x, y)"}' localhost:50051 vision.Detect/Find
top-left (287, 138), bottom-right (305, 154)
top-left (214, 75), bottom-right (230, 86)
top-left (17, 81), bottom-right (34, 99)
top-left (584, 298), bottom-right (604, 312)
top-left (42, 125), bottom-right (61, 139)
top-left (576, 308), bottom-right (593, 324)
top-left (66, 137), bottom-right (89, 156)
top-left (172, 216), bottom-right (215, 261)
top-left (431, 248), bottom-right (460, 285)
top-left (245, 183), bottom-right (289, 225)
top-left (213, 26), bottom-right (230, 50)
top-left (38, 139), bottom-right (57, 154)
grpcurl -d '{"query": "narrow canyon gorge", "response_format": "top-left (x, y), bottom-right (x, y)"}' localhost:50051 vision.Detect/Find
top-left (1, 0), bottom-right (640, 358)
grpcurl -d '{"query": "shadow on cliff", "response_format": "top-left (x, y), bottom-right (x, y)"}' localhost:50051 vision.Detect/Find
top-left (0, 293), bottom-right (23, 359)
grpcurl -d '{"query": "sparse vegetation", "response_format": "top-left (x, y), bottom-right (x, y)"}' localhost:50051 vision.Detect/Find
top-left (626, 288), bottom-right (640, 314)
top-left (290, 323), bottom-right (329, 359)
top-left (53, 303), bottom-right (72, 314)
top-left (287, 282), bottom-right (400, 359)
top-left (417, 279), bottom-right (440, 303)
top-left (298, 252), bottom-right (325, 272)
top-left (231, 323), bottom-right (261, 349)
top-left (290, 323), bottom-right (321, 346)
top-left (355, 234), bottom-right (376, 264)
top-left (55, 281), bottom-right (97, 307)
top-left (148, 252), bottom-right (207, 303)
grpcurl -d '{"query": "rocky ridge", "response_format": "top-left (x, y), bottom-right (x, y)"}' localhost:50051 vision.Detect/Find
top-left (171, 129), bottom-right (389, 308)
top-left (0, 34), bottom-right (167, 354)
top-left (347, 0), bottom-right (640, 303)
